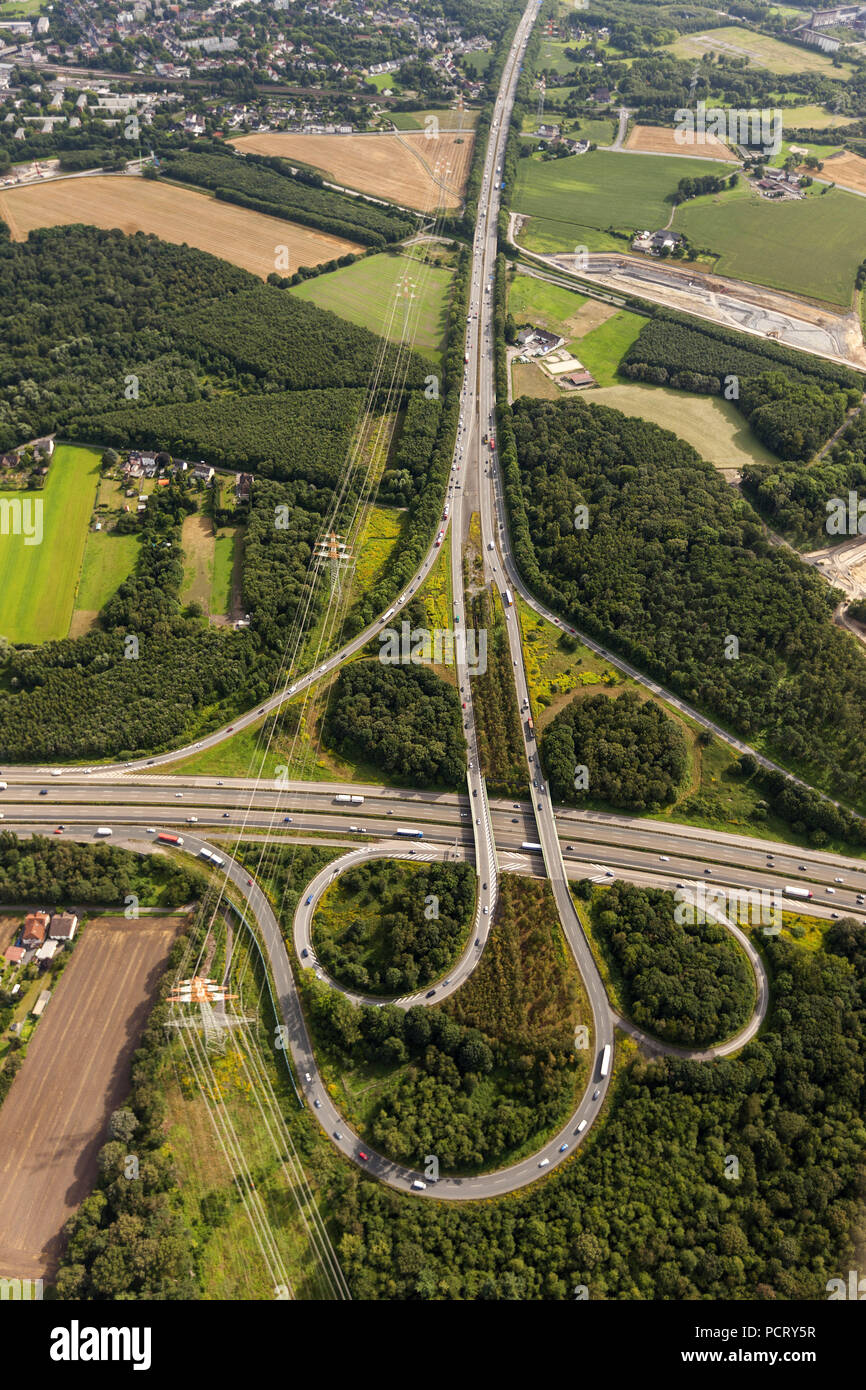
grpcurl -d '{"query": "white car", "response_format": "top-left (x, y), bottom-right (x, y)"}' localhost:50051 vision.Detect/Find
top-left (146, 826), bottom-right (156, 834)
top-left (659, 855), bottom-right (669, 862)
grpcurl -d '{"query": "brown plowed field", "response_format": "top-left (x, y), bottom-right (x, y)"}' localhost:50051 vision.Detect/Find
top-left (625, 124), bottom-right (738, 162)
top-left (230, 130), bottom-right (474, 211)
top-left (0, 915), bottom-right (184, 1281)
top-left (812, 150), bottom-right (866, 195)
top-left (0, 175), bottom-right (360, 276)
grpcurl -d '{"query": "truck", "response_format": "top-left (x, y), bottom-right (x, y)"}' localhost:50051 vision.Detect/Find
top-left (599, 1044), bottom-right (611, 1078)
top-left (783, 885), bottom-right (813, 901)
top-left (396, 828), bottom-right (424, 839)
top-left (199, 848), bottom-right (225, 868)
top-left (157, 833), bottom-right (184, 847)
top-left (525, 715), bottom-right (534, 737)
top-left (503, 589), bottom-right (513, 607)
top-left (489, 437), bottom-right (495, 452)
top-left (0, 782), bottom-right (7, 791)
top-left (521, 841), bottom-right (542, 852)
top-left (95, 827), bottom-right (112, 837)
top-left (334, 794), bottom-right (364, 805)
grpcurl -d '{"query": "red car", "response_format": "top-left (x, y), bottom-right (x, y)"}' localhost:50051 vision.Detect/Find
top-left (358, 1151), bottom-right (369, 1162)
top-left (53, 827), bottom-right (63, 835)
top-left (247, 878), bottom-right (253, 886)
top-left (227, 726), bottom-right (234, 732)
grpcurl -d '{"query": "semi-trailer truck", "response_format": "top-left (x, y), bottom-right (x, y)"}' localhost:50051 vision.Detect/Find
top-left (783, 885), bottom-right (813, 900)
top-left (157, 833), bottom-right (184, 847)
top-left (599, 1044), bottom-right (611, 1078)
top-left (334, 794), bottom-right (364, 805)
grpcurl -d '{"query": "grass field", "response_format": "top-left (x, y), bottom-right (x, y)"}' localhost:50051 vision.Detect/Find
top-left (212, 529), bottom-right (238, 617)
top-left (508, 273), bottom-right (645, 389)
top-left (289, 252), bottom-right (453, 361)
top-left (571, 311), bottom-right (645, 386)
top-left (350, 503), bottom-right (407, 596)
top-left (673, 182), bottom-right (866, 305)
top-left (0, 444), bottom-right (99, 644)
top-left (668, 26), bottom-right (854, 77)
top-left (390, 107), bottom-right (480, 132)
top-left (0, 176), bottom-right (360, 279)
top-left (589, 384), bottom-right (778, 472)
top-left (71, 529), bottom-right (140, 627)
top-left (181, 513), bottom-right (215, 610)
top-left (780, 103), bottom-right (856, 130)
top-left (230, 131), bottom-right (474, 211)
top-left (513, 148), bottom-right (732, 254)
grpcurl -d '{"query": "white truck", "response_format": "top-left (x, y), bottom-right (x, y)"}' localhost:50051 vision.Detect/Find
top-left (95, 827), bottom-right (113, 837)
top-left (334, 794), bottom-right (364, 805)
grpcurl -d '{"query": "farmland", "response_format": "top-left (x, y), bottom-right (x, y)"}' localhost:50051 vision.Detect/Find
top-left (69, 528), bottom-right (141, 636)
top-left (667, 26), bottom-right (854, 77)
top-left (289, 251), bottom-right (453, 361)
top-left (588, 384), bottom-right (778, 475)
top-left (814, 149), bottom-right (866, 195)
top-left (507, 272), bottom-right (645, 388)
top-left (673, 182), bottom-right (866, 305)
top-left (780, 104), bottom-right (856, 130)
top-left (0, 915), bottom-right (184, 1280)
top-left (0, 176), bottom-right (360, 278)
top-left (513, 149), bottom-right (733, 254)
top-left (230, 130), bottom-right (474, 212)
top-left (624, 124), bottom-right (738, 161)
top-left (0, 444), bottom-right (99, 644)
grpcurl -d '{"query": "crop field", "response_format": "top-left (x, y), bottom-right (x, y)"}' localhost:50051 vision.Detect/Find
top-left (69, 528), bottom-right (140, 636)
top-left (230, 131), bottom-right (474, 212)
top-left (814, 149), bottom-right (866, 194)
top-left (673, 184), bottom-right (866, 305)
top-left (289, 251), bottom-right (453, 360)
top-left (0, 444), bottom-right (100, 644)
top-left (668, 26), bottom-right (854, 77)
top-left (0, 176), bottom-right (360, 278)
top-left (181, 513), bottom-right (217, 612)
top-left (624, 124), bottom-right (738, 161)
top-left (513, 149), bottom-right (732, 254)
top-left (0, 915), bottom-right (183, 1279)
top-left (390, 107), bottom-right (480, 131)
top-left (589, 384), bottom-right (778, 473)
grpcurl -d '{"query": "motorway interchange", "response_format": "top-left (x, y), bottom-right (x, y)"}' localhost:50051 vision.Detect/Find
top-left (3, 0), bottom-right (864, 1199)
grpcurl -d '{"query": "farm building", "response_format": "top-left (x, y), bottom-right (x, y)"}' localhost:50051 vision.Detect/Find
top-left (49, 913), bottom-right (78, 942)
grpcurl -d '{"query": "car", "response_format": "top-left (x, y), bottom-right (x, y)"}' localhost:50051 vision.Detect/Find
top-left (592, 1089), bottom-right (600, 1101)
top-left (483, 906), bottom-right (489, 915)
top-left (462, 702), bottom-right (467, 709)
top-left (477, 817), bottom-right (481, 824)
top-left (305, 895), bottom-right (313, 905)
top-left (147, 759), bottom-right (154, 766)
top-left (247, 878), bottom-right (253, 886)
top-left (475, 938), bottom-right (481, 946)
top-left (835, 876), bottom-right (844, 884)
top-left (53, 827), bottom-right (62, 834)
top-left (301, 948), bottom-right (308, 958)
top-left (217, 780), bottom-right (224, 787)
top-left (576, 1120), bottom-right (588, 1134)
top-left (559, 1143), bottom-right (569, 1153)
top-left (537, 803), bottom-right (542, 810)
top-left (605, 870), bottom-right (614, 878)
top-left (358, 1151), bottom-right (369, 1162)
top-left (826, 887), bottom-right (836, 894)
top-left (146, 827), bottom-right (156, 834)
top-left (461, 811), bottom-right (469, 819)
top-left (482, 883), bottom-right (487, 890)
top-left (334, 1131), bottom-right (343, 1141)
top-left (473, 788), bottom-right (477, 797)
top-left (313, 1098), bottom-right (321, 1108)
top-left (831, 911), bottom-right (840, 919)
top-left (39, 789), bottom-right (47, 796)
top-left (799, 865), bottom-right (807, 871)
top-left (283, 816), bottom-right (293, 824)
top-left (532, 779), bottom-right (537, 788)
top-left (304, 1072), bottom-right (311, 1083)
top-left (857, 895), bottom-right (864, 903)
top-left (187, 816), bottom-right (198, 823)
top-left (659, 855), bottom-right (670, 862)
top-left (512, 817), bottom-right (519, 823)
top-left (227, 726), bottom-right (234, 732)
top-left (258, 708), bottom-right (265, 715)
top-left (704, 868), bottom-right (712, 875)
top-left (84, 768), bottom-right (92, 775)
top-left (426, 989), bottom-right (436, 998)
top-left (223, 812), bottom-right (230, 818)
top-left (513, 804), bottom-right (520, 810)
top-left (50, 769), bottom-right (62, 777)
top-left (175, 792), bottom-right (183, 799)
top-left (538, 1158), bottom-right (550, 1168)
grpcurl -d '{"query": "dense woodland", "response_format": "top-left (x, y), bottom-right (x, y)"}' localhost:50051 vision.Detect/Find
top-left (542, 690), bottom-right (687, 812)
top-left (0, 226), bottom-right (448, 760)
top-left (323, 660), bottom-right (466, 789)
top-left (587, 881), bottom-right (755, 1048)
top-left (313, 860), bottom-right (475, 995)
top-left (468, 588), bottom-right (527, 796)
top-left (0, 831), bottom-right (203, 907)
top-left (621, 315), bottom-right (860, 461)
top-left (743, 406), bottom-right (866, 545)
top-left (498, 394), bottom-right (866, 810)
top-left (304, 874), bottom-right (584, 1171)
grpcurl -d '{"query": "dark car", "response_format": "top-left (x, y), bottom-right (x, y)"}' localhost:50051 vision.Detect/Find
top-left (305, 895), bottom-right (313, 905)
top-left (426, 989), bottom-right (436, 998)
top-left (39, 789), bottom-right (47, 796)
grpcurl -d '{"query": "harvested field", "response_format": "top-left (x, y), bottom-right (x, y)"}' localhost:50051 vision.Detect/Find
top-left (230, 131), bottom-right (474, 211)
top-left (0, 175), bottom-right (360, 277)
top-left (0, 914), bottom-right (184, 1280)
top-left (814, 150), bottom-right (866, 195)
top-left (624, 124), bottom-right (738, 162)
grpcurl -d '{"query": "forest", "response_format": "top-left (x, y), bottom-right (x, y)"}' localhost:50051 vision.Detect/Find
top-left (542, 690), bottom-right (687, 812)
top-left (468, 588), bottom-right (527, 797)
top-left (587, 881), bottom-right (755, 1048)
top-left (0, 831), bottom-right (204, 907)
top-left (742, 407), bottom-right (866, 545)
top-left (327, 919), bottom-right (866, 1298)
top-left (312, 860), bottom-right (475, 996)
top-left (499, 394), bottom-right (866, 810)
top-left (620, 314), bottom-right (860, 461)
top-left (323, 660), bottom-right (466, 789)
top-left (0, 225), bottom-right (444, 760)
top-left (303, 874), bottom-right (584, 1171)
top-left (160, 148), bottom-right (416, 249)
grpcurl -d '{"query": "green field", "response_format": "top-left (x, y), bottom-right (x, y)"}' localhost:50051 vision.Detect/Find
top-left (513, 149), bottom-right (732, 254)
top-left (589, 384), bottom-right (779, 471)
top-left (509, 273), bottom-right (590, 328)
top-left (667, 25), bottom-right (854, 78)
top-left (0, 445), bottom-right (100, 643)
top-left (537, 38), bottom-right (578, 76)
top-left (212, 529), bottom-right (238, 616)
top-left (768, 136), bottom-right (845, 166)
top-left (508, 272), bottom-right (645, 386)
top-left (289, 252), bottom-right (453, 362)
top-left (780, 103), bottom-right (856, 130)
top-left (74, 530), bottom-right (140, 613)
top-left (673, 183), bottom-right (866, 305)
top-left (572, 312), bottom-right (645, 386)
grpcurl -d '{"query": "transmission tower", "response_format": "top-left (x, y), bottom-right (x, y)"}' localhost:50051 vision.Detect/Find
top-left (167, 976), bottom-right (254, 1055)
top-left (313, 530), bottom-right (353, 598)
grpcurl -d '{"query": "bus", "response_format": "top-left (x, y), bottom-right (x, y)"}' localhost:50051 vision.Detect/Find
top-left (521, 841), bottom-right (542, 852)
top-left (503, 590), bottom-right (513, 607)
top-left (599, 1044), bottom-right (611, 1079)
top-left (157, 833), bottom-right (184, 847)
top-left (396, 828), bottom-right (424, 839)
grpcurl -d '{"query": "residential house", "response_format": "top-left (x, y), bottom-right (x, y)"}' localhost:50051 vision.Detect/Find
top-left (3, 945), bottom-right (24, 965)
top-left (49, 912), bottom-right (78, 942)
top-left (22, 912), bottom-right (50, 948)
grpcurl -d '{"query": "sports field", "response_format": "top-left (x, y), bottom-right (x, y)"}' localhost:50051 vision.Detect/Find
top-left (0, 176), bottom-right (360, 278)
top-left (668, 26), bottom-right (854, 77)
top-left (289, 252), bottom-right (453, 360)
top-left (230, 131), bottom-right (474, 211)
top-left (0, 444), bottom-right (100, 644)
top-left (513, 149), bottom-right (733, 254)
top-left (673, 184), bottom-right (866, 305)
